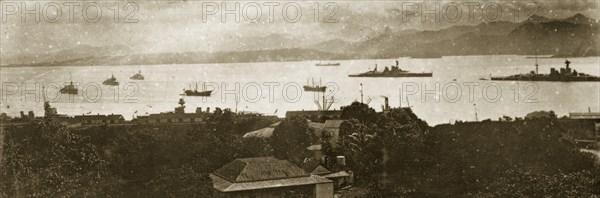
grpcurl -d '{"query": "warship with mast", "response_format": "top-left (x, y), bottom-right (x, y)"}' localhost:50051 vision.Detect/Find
top-left (60, 70), bottom-right (78, 94)
top-left (182, 82), bottom-right (212, 97)
top-left (349, 60), bottom-right (433, 77)
top-left (491, 59), bottom-right (600, 82)
top-left (103, 74), bottom-right (119, 86)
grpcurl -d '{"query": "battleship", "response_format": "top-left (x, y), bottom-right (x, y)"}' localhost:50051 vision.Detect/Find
top-left (130, 70), bottom-right (144, 80)
top-left (103, 74), bottom-right (119, 86)
top-left (491, 59), bottom-right (600, 82)
top-left (182, 82), bottom-right (212, 97)
top-left (348, 60), bottom-right (433, 77)
top-left (303, 78), bottom-right (327, 92)
top-left (60, 70), bottom-right (78, 94)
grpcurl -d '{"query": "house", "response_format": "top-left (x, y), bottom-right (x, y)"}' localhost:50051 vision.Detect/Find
top-left (286, 110), bottom-right (342, 122)
top-left (570, 112), bottom-right (600, 120)
top-left (211, 156), bottom-right (333, 198)
top-left (322, 120), bottom-right (344, 147)
top-left (73, 114), bottom-right (125, 125)
top-left (135, 112), bottom-right (206, 124)
top-left (134, 100), bottom-right (209, 124)
top-left (302, 157), bottom-right (352, 190)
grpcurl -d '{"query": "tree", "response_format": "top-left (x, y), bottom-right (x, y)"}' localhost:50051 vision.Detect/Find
top-left (0, 121), bottom-right (117, 197)
top-left (340, 102), bottom-right (378, 124)
top-left (271, 116), bottom-right (316, 165)
top-left (337, 119), bottom-right (382, 180)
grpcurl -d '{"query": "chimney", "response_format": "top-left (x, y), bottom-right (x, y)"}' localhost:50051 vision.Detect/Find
top-left (28, 111), bottom-right (34, 119)
top-left (20, 111), bottom-right (25, 119)
top-left (336, 156), bottom-right (346, 166)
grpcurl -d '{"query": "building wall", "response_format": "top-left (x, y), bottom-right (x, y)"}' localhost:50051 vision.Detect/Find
top-left (315, 182), bottom-right (333, 198)
top-left (214, 184), bottom-right (326, 198)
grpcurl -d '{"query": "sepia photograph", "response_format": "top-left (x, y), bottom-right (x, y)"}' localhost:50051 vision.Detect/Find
top-left (0, 0), bottom-right (599, 197)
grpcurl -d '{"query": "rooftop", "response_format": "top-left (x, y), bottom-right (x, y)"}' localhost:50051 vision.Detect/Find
top-left (213, 156), bottom-right (309, 183)
top-left (243, 122), bottom-right (280, 138)
top-left (570, 112), bottom-right (600, 119)
top-left (211, 156), bottom-right (331, 192)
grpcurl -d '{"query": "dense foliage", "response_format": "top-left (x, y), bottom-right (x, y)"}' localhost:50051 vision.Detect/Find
top-left (0, 111), bottom-right (275, 197)
top-left (1, 102), bottom-right (599, 197)
top-left (325, 102), bottom-right (600, 197)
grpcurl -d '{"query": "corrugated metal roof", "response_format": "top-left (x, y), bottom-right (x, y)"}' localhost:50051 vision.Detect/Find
top-left (243, 121), bottom-right (325, 139)
top-left (213, 156), bottom-right (309, 183)
top-left (322, 171), bottom-right (350, 178)
top-left (324, 120), bottom-right (345, 128)
top-left (211, 174), bottom-right (332, 192)
top-left (243, 127), bottom-right (276, 138)
top-left (310, 165), bottom-right (332, 175)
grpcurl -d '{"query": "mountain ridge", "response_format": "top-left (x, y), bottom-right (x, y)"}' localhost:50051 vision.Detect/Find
top-left (2, 13), bottom-right (598, 67)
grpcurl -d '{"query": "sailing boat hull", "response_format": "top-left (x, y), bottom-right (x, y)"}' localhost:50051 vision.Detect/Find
top-left (184, 90), bottom-right (212, 96)
top-left (60, 87), bottom-right (78, 94)
top-left (303, 86), bottom-right (326, 92)
top-left (103, 81), bottom-right (119, 86)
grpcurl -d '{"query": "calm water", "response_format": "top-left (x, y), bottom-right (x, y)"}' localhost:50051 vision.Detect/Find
top-left (1, 55), bottom-right (599, 125)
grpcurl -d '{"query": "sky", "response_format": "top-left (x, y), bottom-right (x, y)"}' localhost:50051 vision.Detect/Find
top-left (1, 0), bottom-right (598, 58)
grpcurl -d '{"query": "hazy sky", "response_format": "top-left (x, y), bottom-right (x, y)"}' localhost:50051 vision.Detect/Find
top-left (1, 0), bottom-right (598, 57)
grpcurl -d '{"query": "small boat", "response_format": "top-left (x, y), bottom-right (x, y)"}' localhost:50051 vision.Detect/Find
top-left (303, 78), bottom-right (326, 92)
top-left (130, 70), bottom-right (144, 80)
top-left (349, 60), bottom-right (433, 78)
top-left (60, 70), bottom-right (77, 94)
top-left (103, 74), bottom-right (119, 86)
top-left (315, 61), bottom-right (340, 66)
top-left (182, 82), bottom-right (212, 97)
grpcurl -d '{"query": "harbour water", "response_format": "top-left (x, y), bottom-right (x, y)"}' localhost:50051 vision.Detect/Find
top-left (1, 55), bottom-right (599, 125)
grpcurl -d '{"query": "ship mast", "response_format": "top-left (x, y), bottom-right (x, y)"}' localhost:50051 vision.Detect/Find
top-left (474, 103), bottom-right (479, 122)
top-left (360, 83), bottom-right (364, 104)
top-left (534, 53), bottom-right (539, 74)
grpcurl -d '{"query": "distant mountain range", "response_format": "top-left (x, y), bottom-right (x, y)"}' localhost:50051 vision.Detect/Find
top-left (2, 14), bottom-right (598, 67)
